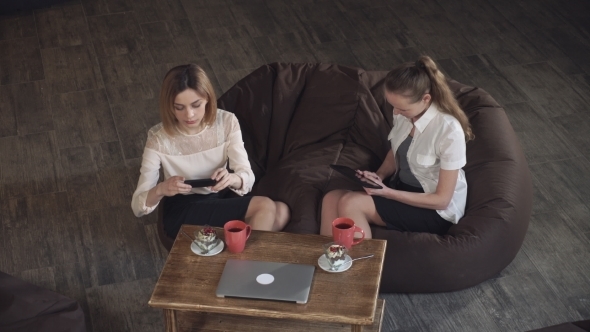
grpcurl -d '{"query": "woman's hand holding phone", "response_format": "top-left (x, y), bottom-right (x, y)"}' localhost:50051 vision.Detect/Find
top-left (356, 171), bottom-right (388, 195)
top-left (158, 176), bottom-right (192, 196)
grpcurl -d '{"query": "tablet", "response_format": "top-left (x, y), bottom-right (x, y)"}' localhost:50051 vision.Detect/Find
top-left (329, 164), bottom-right (382, 189)
top-left (185, 178), bottom-right (218, 188)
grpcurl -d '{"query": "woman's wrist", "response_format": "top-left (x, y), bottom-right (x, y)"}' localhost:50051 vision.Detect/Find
top-left (230, 174), bottom-right (243, 190)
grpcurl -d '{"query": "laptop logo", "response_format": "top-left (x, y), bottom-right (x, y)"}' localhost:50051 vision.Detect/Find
top-left (256, 273), bottom-right (274, 285)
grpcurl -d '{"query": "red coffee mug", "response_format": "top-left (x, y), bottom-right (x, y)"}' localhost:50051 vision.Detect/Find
top-left (224, 220), bottom-right (252, 253)
top-left (332, 217), bottom-right (365, 249)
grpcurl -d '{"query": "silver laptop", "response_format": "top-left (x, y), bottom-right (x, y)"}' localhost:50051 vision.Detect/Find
top-left (216, 259), bottom-right (315, 304)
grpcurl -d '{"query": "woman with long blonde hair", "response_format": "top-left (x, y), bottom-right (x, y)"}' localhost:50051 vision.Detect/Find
top-left (321, 56), bottom-right (473, 238)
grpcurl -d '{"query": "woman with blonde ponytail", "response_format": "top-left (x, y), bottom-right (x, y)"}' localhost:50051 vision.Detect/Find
top-left (321, 56), bottom-right (473, 238)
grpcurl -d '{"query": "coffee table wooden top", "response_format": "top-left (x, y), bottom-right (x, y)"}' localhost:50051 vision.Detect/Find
top-left (149, 225), bottom-right (387, 326)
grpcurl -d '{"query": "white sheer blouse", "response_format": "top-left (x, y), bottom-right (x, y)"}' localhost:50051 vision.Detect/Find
top-left (131, 109), bottom-right (255, 217)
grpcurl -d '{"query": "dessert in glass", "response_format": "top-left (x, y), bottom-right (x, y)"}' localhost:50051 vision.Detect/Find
top-left (324, 242), bottom-right (348, 271)
top-left (194, 225), bottom-right (220, 254)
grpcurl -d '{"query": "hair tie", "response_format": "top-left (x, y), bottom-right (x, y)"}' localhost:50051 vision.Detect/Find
top-left (415, 60), bottom-right (426, 70)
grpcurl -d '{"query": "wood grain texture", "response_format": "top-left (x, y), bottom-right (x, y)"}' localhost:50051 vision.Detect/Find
top-left (0, 85), bottom-right (18, 137)
top-left (437, 55), bottom-right (529, 105)
top-left (19, 266), bottom-right (57, 291)
top-left (150, 226), bottom-right (386, 326)
top-left (503, 102), bottom-right (582, 164)
top-left (41, 44), bottom-right (104, 95)
top-left (522, 210), bottom-right (589, 256)
top-left (529, 159), bottom-right (590, 208)
top-left (77, 206), bottom-right (157, 287)
top-left (8, 81), bottom-right (54, 135)
top-left (98, 50), bottom-right (159, 106)
top-left (253, 32), bottom-right (318, 64)
top-left (86, 278), bottom-right (163, 332)
top-left (175, 291), bottom-right (385, 332)
top-left (313, 41), bottom-right (360, 68)
top-left (0, 133), bottom-right (64, 200)
top-left (197, 25), bottom-right (266, 74)
top-left (80, 0), bottom-right (133, 17)
top-left (97, 50), bottom-right (160, 159)
top-left (383, 288), bottom-right (501, 332)
top-left (141, 20), bottom-right (205, 64)
top-left (51, 89), bottom-right (117, 148)
top-left (553, 112), bottom-right (590, 160)
top-left (180, 0), bottom-right (236, 31)
top-left (289, 2), bottom-right (362, 44)
top-left (349, 40), bottom-right (420, 71)
top-left (501, 62), bottom-right (587, 117)
top-left (525, 250), bottom-right (590, 316)
top-left (215, 68), bottom-right (257, 95)
top-left (475, 272), bottom-right (579, 331)
top-left (87, 12), bottom-right (147, 57)
top-left (398, 13), bottom-right (475, 59)
top-left (228, 1), bottom-right (285, 38)
top-left (0, 37), bottom-right (44, 84)
top-left (488, 0), bottom-right (570, 34)
top-left (0, 13), bottom-right (37, 40)
top-left (144, 223), bottom-right (169, 274)
top-left (131, 0), bottom-right (186, 24)
top-left (492, 249), bottom-right (538, 279)
top-left (35, 4), bottom-right (91, 48)
top-left (343, 6), bottom-right (416, 50)
top-left (1, 192), bottom-right (76, 272)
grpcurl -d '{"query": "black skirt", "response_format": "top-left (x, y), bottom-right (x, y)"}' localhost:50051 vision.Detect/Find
top-left (162, 192), bottom-right (253, 238)
top-left (372, 180), bottom-right (452, 235)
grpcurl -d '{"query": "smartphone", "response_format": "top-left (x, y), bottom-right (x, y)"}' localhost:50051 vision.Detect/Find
top-left (184, 178), bottom-right (218, 188)
top-left (329, 164), bottom-right (382, 189)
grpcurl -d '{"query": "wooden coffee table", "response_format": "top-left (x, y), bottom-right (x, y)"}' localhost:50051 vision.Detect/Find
top-left (149, 225), bottom-right (387, 332)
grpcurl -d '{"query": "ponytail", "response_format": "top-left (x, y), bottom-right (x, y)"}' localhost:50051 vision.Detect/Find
top-left (384, 56), bottom-right (474, 141)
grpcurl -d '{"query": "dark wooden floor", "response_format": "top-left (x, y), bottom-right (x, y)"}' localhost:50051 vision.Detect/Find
top-left (1, 0), bottom-right (589, 331)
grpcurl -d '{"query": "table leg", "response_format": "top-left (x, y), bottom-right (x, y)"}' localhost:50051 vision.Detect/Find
top-left (164, 309), bottom-right (178, 332)
top-left (351, 325), bottom-right (363, 332)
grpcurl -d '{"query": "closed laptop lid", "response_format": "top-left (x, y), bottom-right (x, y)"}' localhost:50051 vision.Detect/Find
top-left (216, 259), bottom-right (315, 304)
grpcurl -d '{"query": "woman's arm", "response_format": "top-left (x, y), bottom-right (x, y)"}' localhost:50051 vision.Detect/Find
top-left (224, 115), bottom-right (255, 195)
top-left (131, 147), bottom-right (192, 217)
top-left (375, 149), bottom-right (396, 180)
top-left (363, 168), bottom-right (459, 210)
top-left (145, 175), bottom-right (191, 207)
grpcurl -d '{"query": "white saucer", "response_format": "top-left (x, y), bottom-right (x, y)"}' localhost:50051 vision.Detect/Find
top-left (190, 240), bottom-right (224, 256)
top-left (318, 254), bottom-right (352, 273)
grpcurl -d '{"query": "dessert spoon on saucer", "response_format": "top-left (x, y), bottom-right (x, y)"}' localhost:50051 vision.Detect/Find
top-left (351, 254), bottom-right (374, 262)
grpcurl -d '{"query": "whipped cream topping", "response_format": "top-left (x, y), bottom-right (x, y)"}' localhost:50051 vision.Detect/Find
top-left (197, 226), bottom-right (217, 243)
top-left (327, 244), bottom-right (346, 258)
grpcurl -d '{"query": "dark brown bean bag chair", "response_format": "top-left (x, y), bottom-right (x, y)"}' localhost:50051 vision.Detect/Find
top-left (0, 271), bottom-right (86, 332)
top-left (157, 62), bottom-right (533, 293)
top-left (528, 320), bottom-right (590, 332)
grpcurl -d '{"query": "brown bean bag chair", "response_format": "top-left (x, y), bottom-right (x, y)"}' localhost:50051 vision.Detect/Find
top-left (528, 320), bottom-right (590, 332)
top-left (157, 62), bottom-right (533, 293)
top-left (0, 272), bottom-right (86, 332)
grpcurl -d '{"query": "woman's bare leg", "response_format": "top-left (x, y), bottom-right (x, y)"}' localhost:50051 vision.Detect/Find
top-left (272, 201), bottom-right (290, 231)
top-left (320, 190), bottom-right (349, 236)
top-left (336, 191), bottom-right (386, 239)
top-left (244, 196), bottom-right (276, 231)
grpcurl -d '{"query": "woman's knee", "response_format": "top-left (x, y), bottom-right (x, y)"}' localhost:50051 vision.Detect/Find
top-left (337, 191), bottom-right (367, 214)
top-left (249, 196), bottom-right (276, 214)
top-left (274, 201), bottom-right (290, 231)
top-left (322, 189), bottom-right (348, 205)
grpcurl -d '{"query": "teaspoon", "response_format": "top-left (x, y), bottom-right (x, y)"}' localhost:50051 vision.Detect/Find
top-left (351, 254), bottom-right (374, 262)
